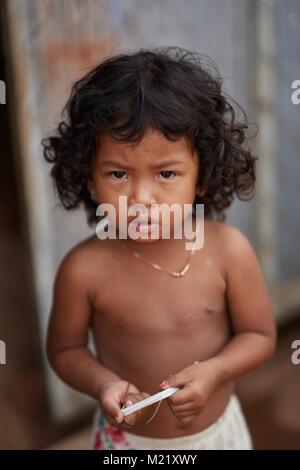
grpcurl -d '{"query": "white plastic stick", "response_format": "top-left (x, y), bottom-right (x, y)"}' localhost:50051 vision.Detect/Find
top-left (121, 387), bottom-right (180, 417)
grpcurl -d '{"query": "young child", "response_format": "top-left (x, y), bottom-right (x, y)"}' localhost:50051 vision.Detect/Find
top-left (42, 47), bottom-right (276, 450)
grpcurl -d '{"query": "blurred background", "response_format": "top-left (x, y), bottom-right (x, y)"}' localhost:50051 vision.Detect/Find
top-left (0, 0), bottom-right (300, 450)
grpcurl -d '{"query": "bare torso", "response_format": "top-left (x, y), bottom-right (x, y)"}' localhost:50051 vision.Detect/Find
top-left (88, 219), bottom-right (234, 438)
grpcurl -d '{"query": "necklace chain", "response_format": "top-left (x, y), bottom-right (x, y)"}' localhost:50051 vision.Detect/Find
top-left (120, 219), bottom-right (200, 278)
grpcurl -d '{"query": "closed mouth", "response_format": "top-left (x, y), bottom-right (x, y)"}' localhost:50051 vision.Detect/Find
top-left (131, 218), bottom-right (159, 225)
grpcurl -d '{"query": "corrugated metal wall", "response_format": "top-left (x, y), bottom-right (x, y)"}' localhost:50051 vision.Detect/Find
top-left (274, 0), bottom-right (300, 283)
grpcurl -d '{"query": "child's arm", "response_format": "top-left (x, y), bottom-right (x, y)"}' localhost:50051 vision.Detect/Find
top-left (160, 225), bottom-right (277, 424)
top-left (46, 248), bottom-right (139, 424)
top-left (205, 225), bottom-right (277, 381)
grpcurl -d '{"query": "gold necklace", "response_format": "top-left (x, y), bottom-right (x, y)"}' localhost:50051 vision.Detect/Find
top-left (120, 219), bottom-right (200, 278)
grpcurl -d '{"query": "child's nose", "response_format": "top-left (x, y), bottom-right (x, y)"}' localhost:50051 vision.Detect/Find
top-left (129, 181), bottom-right (156, 208)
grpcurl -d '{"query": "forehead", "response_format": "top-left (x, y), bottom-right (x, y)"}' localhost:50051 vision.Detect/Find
top-left (97, 129), bottom-right (195, 160)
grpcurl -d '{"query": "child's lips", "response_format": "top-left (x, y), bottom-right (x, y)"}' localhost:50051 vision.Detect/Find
top-left (130, 218), bottom-right (160, 233)
top-left (131, 217), bottom-right (160, 226)
top-left (136, 222), bottom-right (159, 233)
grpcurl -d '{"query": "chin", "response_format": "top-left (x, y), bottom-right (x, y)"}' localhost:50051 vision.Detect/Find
top-left (128, 236), bottom-right (162, 244)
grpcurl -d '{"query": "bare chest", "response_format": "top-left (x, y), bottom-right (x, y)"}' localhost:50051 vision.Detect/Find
top-left (91, 251), bottom-right (227, 336)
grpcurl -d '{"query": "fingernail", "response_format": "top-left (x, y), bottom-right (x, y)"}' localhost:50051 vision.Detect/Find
top-left (126, 400), bottom-right (133, 407)
top-left (160, 380), bottom-right (168, 388)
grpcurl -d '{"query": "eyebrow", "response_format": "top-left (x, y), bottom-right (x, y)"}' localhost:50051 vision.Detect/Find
top-left (100, 159), bottom-right (186, 169)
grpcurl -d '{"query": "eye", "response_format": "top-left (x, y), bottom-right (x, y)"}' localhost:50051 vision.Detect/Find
top-left (108, 171), bottom-right (127, 180)
top-left (159, 171), bottom-right (176, 180)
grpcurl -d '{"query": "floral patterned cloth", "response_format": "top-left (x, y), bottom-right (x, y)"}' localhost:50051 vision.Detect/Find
top-left (92, 412), bottom-right (136, 450)
top-left (91, 395), bottom-right (253, 450)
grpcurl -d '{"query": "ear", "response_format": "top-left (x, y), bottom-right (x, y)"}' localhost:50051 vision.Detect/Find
top-left (87, 177), bottom-right (95, 197)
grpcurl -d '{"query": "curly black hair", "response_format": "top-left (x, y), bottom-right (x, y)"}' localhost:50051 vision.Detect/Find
top-left (42, 46), bottom-right (258, 225)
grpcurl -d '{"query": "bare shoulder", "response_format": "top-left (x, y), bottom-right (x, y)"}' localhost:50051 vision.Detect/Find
top-left (204, 219), bottom-right (255, 253)
top-left (57, 234), bottom-right (95, 273)
top-left (218, 221), bottom-right (257, 259)
top-left (58, 233), bottom-right (113, 268)
top-left (53, 234), bottom-right (112, 299)
top-left (203, 219), bottom-right (259, 274)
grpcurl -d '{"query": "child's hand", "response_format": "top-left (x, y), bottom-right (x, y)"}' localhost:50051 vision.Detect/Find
top-left (98, 380), bottom-right (141, 426)
top-left (121, 391), bottom-right (152, 426)
top-left (159, 360), bottom-right (219, 427)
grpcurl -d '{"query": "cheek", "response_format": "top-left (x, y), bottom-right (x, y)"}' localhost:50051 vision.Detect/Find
top-left (173, 176), bottom-right (198, 202)
top-left (96, 184), bottom-right (128, 220)
top-left (95, 178), bottom-right (119, 201)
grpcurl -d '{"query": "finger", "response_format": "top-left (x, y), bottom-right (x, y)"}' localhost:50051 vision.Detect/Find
top-left (166, 387), bottom-right (194, 406)
top-left (122, 392), bottom-right (148, 407)
top-left (121, 395), bottom-right (147, 423)
top-left (124, 399), bottom-right (134, 408)
top-left (170, 403), bottom-right (203, 414)
top-left (171, 402), bottom-right (202, 413)
top-left (166, 399), bottom-right (201, 418)
top-left (102, 397), bottom-right (123, 424)
top-left (160, 368), bottom-right (193, 390)
top-left (119, 383), bottom-right (140, 404)
top-left (173, 409), bottom-right (202, 419)
top-left (123, 413), bottom-right (137, 427)
top-left (122, 398), bottom-right (151, 426)
top-left (106, 415), bottom-right (125, 428)
top-left (141, 392), bottom-right (150, 399)
top-left (122, 393), bottom-right (139, 405)
top-left (166, 398), bottom-right (179, 418)
top-left (176, 415), bottom-right (197, 427)
top-left (132, 392), bottom-right (150, 401)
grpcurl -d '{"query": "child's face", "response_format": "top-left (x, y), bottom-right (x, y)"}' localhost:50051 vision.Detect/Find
top-left (88, 129), bottom-right (203, 243)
